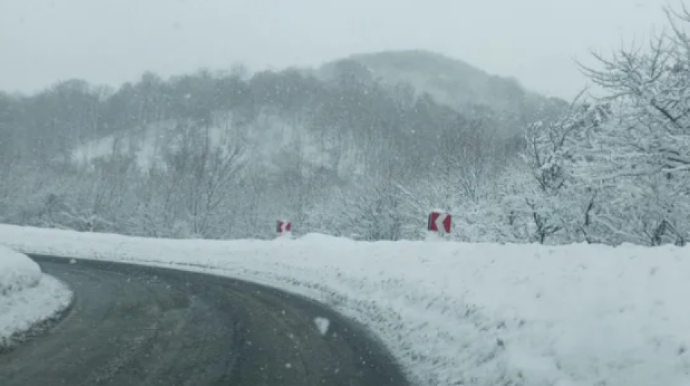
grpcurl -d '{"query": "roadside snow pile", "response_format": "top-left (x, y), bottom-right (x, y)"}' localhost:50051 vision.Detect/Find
top-left (0, 224), bottom-right (688, 386)
top-left (0, 245), bottom-right (40, 296)
top-left (0, 245), bottom-right (72, 349)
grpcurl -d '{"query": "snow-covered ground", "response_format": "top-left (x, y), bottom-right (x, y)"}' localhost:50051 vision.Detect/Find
top-left (0, 245), bottom-right (72, 349)
top-left (0, 224), bottom-right (687, 386)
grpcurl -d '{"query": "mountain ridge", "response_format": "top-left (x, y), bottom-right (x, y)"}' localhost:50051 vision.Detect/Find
top-left (318, 49), bottom-right (566, 125)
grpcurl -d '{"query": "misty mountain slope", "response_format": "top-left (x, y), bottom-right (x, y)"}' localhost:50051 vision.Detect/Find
top-left (71, 111), bottom-right (365, 178)
top-left (59, 51), bottom-right (564, 178)
top-left (71, 120), bottom-right (176, 170)
top-left (63, 61), bottom-right (507, 181)
top-left (320, 50), bottom-right (566, 126)
top-left (2, 58), bottom-right (536, 238)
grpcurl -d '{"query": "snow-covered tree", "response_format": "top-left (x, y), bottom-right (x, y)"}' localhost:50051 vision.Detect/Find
top-left (575, 7), bottom-right (690, 245)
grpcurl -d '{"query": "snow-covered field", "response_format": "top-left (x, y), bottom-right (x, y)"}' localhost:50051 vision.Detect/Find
top-left (0, 224), bottom-right (687, 386)
top-left (0, 245), bottom-right (72, 349)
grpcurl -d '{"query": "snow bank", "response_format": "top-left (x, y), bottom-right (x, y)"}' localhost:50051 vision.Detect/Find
top-left (0, 224), bottom-right (688, 386)
top-left (0, 245), bottom-right (40, 296)
top-left (0, 245), bottom-right (72, 348)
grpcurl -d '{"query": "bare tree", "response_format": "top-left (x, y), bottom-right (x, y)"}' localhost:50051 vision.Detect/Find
top-left (160, 120), bottom-right (247, 237)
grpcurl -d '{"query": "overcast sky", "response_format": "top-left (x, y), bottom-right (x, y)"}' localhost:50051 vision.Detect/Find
top-left (0, 0), bottom-right (670, 99)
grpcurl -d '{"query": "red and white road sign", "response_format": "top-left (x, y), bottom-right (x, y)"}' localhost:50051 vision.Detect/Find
top-left (428, 211), bottom-right (451, 233)
top-left (277, 220), bottom-right (291, 234)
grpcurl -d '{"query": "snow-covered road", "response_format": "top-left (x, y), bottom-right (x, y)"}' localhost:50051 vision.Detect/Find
top-left (1, 224), bottom-right (688, 386)
top-left (0, 245), bottom-right (72, 349)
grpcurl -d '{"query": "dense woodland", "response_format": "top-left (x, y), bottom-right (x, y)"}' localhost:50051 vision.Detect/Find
top-left (1, 10), bottom-right (690, 246)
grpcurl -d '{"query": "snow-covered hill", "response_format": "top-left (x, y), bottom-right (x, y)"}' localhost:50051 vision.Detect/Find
top-left (319, 50), bottom-right (566, 120)
top-left (72, 112), bottom-right (364, 176)
top-left (0, 224), bottom-right (687, 386)
top-left (67, 50), bottom-right (559, 174)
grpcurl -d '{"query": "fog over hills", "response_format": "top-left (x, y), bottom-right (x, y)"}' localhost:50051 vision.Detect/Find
top-left (66, 50), bottom-right (562, 173)
top-left (321, 50), bottom-right (564, 115)
top-left (7, 42), bottom-right (678, 248)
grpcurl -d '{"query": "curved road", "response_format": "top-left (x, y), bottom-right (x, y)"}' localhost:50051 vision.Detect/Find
top-left (0, 255), bottom-right (409, 386)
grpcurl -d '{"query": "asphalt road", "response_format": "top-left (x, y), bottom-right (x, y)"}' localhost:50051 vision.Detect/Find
top-left (0, 256), bottom-right (410, 386)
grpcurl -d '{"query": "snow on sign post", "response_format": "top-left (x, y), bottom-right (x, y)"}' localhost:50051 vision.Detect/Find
top-left (428, 211), bottom-right (451, 235)
top-left (276, 220), bottom-right (291, 235)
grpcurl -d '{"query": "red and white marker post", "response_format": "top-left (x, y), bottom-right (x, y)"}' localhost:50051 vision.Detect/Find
top-left (427, 211), bottom-right (451, 240)
top-left (277, 220), bottom-right (292, 238)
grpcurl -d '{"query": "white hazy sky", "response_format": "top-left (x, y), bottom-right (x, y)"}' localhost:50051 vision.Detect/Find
top-left (0, 0), bottom-right (670, 99)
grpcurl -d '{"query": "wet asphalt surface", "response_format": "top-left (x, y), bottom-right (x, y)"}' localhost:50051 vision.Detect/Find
top-left (0, 255), bottom-right (410, 386)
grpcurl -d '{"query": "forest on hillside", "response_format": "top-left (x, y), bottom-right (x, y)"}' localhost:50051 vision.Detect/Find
top-left (1, 10), bottom-right (690, 246)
